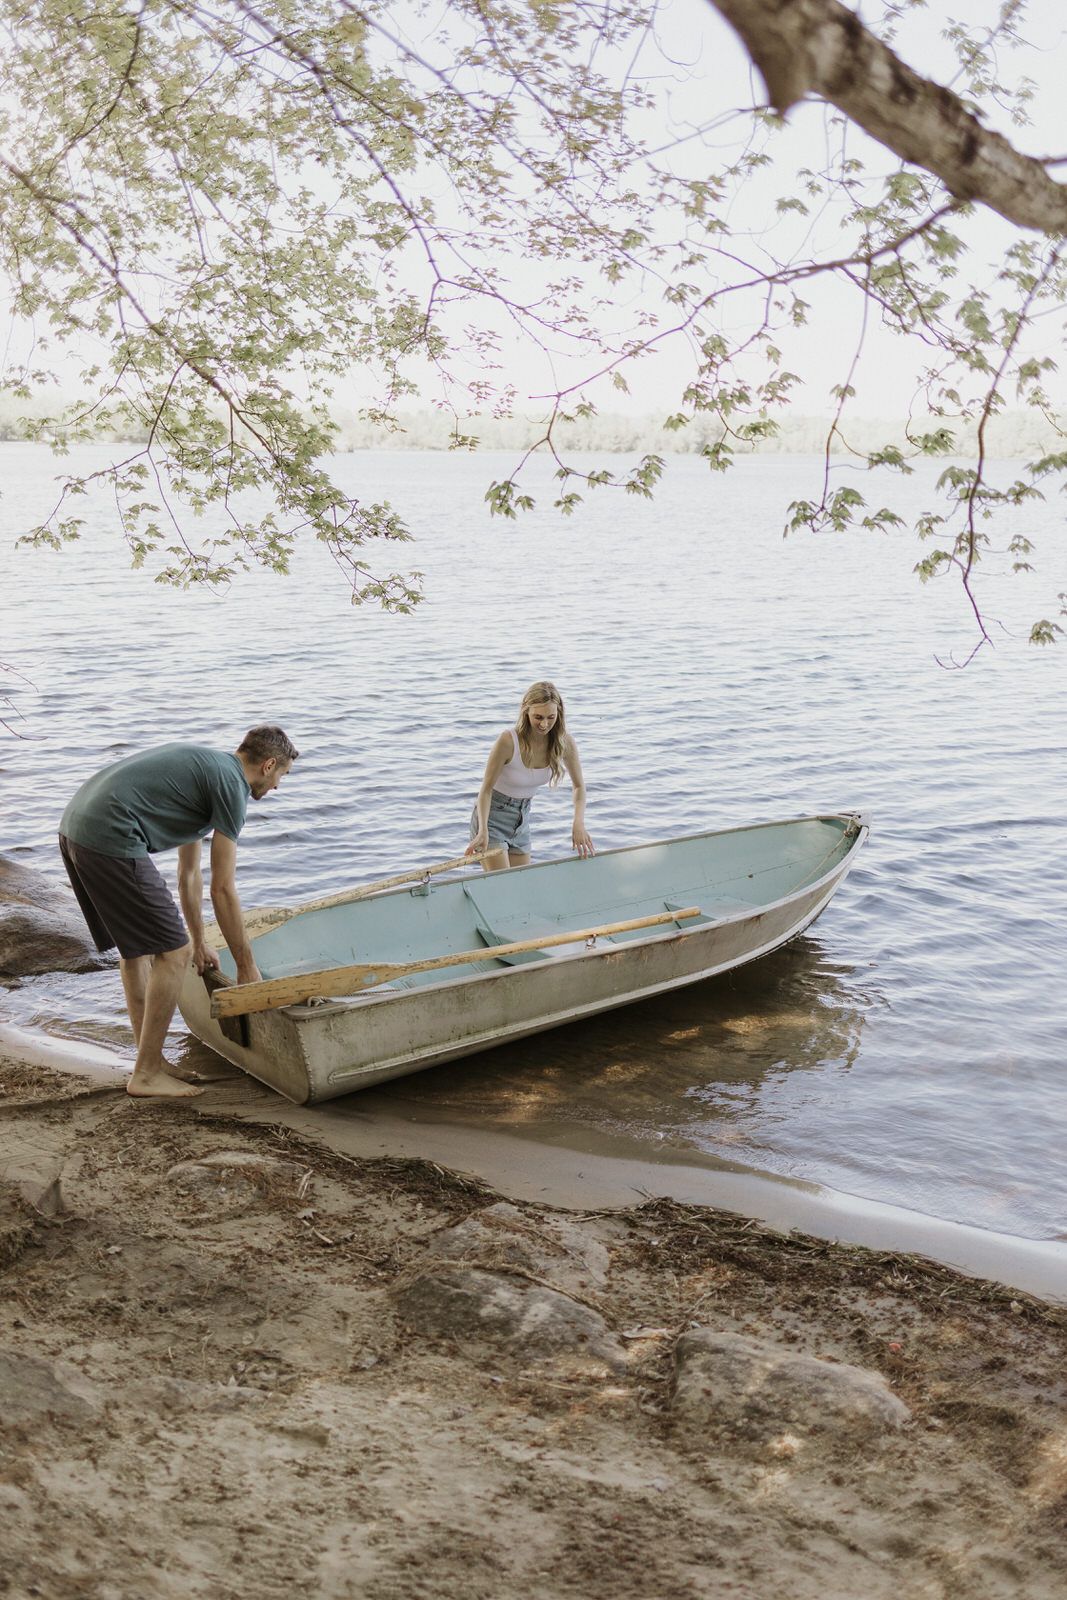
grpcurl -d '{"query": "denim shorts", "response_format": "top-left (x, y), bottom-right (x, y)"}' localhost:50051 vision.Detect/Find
top-left (470, 789), bottom-right (533, 854)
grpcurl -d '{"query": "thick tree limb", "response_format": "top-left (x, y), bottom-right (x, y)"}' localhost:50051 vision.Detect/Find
top-left (708, 0), bottom-right (1067, 233)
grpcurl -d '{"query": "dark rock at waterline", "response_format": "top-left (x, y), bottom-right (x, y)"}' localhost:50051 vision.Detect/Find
top-left (394, 1265), bottom-right (626, 1375)
top-left (0, 854), bottom-right (108, 976)
top-left (671, 1329), bottom-right (910, 1450)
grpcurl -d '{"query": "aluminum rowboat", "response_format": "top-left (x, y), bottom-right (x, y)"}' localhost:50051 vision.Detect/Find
top-left (177, 812), bottom-right (869, 1104)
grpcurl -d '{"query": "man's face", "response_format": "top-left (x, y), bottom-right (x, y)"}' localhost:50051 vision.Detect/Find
top-left (250, 758), bottom-right (292, 801)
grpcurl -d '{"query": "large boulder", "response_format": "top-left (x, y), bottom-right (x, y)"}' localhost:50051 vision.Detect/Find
top-left (0, 853), bottom-right (108, 976)
top-left (672, 1328), bottom-right (910, 1452)
top-left (394, 1266), bottom-right (626, 1375)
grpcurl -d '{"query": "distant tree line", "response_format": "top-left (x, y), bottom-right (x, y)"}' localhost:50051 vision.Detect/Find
top-left (2, 396), bottom-right (1061, 461)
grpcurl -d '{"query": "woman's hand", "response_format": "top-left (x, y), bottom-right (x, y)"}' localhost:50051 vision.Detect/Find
top-left (572, 825), bottom-right (594, 858)
top-left (466, 827), bottom-right (489, 858)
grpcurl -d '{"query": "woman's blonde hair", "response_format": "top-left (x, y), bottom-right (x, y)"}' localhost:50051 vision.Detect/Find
top-left (515, 681), bottom-right (568, 785)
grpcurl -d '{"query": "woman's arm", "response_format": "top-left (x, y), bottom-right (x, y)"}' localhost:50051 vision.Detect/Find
top-left (464, 730), bottom-right (514, 856)
top-left (563, 739), bottom-right (594, 856)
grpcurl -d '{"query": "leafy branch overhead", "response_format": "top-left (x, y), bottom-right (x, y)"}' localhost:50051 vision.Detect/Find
top-left (1, 0), bottom-right (1065, 645)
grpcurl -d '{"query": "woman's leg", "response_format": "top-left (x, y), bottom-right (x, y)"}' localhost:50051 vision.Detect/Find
top-left (475, 796), bottom-right (518, 869)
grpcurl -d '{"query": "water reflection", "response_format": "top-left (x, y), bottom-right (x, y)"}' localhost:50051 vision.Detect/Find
top-left (0, 965), bottom-right (130, 1054)
top-left (5, 444), bottom-right (1067, 1237)
top-left (377, 935), bottom-right (869, 1158)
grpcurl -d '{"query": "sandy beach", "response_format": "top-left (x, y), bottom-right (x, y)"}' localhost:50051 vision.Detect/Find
top-left (2, 1042), bottom-right (1067, 1600)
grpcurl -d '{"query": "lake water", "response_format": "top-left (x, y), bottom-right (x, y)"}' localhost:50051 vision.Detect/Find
top-left (2, 440), bottom-right (1064, 1244)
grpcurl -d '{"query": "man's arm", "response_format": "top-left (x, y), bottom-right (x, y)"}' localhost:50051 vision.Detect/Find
top-left (206, 832), bottom-right (262, 985)
top-left (177, 839), bottom-right (218, 976)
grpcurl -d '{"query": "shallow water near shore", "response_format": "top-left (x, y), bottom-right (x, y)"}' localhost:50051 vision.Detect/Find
top-left (2, 440), bottom-right (1066, 1245)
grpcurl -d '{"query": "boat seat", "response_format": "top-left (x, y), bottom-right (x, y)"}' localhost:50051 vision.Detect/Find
top-left (474, 917), bottom-right (591, 966)
top-left (463, 875), bottom-right (755, 964)
top-left (657, 895), bottom-right (752, 930)
top-left (271, 950), bottom-right (501, 995)
top-left (386, 959), bottom-right (502, 990)
top-left (462, 886), bottom-right (578, 965)
top-left (269, 955), bottom-right (344, 977)
top-left (578, 897), bottom-right (751, 945)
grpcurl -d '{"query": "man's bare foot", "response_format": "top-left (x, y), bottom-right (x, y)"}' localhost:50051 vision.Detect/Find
top-left (126, 1067), bottom-right (205, 1099)
top-left (166, 1064), bottom-right (207, 1084)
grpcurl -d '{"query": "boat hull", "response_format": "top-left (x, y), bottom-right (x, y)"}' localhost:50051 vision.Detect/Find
top-left (178, 813), bottom-right (869, 1104)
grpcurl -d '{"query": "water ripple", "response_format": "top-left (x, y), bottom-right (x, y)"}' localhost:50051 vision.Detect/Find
top-left (2, 442), bottom-right (1065, 1237)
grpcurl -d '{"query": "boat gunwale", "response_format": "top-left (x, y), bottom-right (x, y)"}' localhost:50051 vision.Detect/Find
top-left (270, 810), bottom-right (870, 1017)
top-left (319, 870), bottom-right (853, 1087)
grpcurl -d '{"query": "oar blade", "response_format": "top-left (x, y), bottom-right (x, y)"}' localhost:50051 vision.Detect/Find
top-left (210, 962), bottom-right (392, 1018)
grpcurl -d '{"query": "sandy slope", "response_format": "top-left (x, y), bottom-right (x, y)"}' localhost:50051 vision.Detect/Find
top-left (1, 1057), bottom-right (1066, 1600)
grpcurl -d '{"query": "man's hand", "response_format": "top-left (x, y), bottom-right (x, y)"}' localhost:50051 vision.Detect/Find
top-left (192, 940), bottom-right (221, 976)
top-left (235, 955), bottom-right (263, 986)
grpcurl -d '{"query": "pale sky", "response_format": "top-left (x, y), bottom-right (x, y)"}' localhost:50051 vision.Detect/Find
top-left (400, 0), bottom-right (1067, 423)
top-left (4, 1), bottom-right (1067, 425)
top-left (523, 0), bottom-right (1067, 421)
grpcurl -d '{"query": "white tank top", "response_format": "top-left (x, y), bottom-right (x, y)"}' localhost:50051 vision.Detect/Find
top-left (494, 728), bottom-right (552, 799)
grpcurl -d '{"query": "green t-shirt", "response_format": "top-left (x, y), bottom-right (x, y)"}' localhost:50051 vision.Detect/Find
top-left (60, 745), bottom-right (250, 859)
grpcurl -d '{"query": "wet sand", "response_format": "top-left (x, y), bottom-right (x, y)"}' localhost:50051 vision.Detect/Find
top-left (3, 1043), bottom-right (1067, 1600)
top-left (4, 1021), bottom-right (1067, 1305)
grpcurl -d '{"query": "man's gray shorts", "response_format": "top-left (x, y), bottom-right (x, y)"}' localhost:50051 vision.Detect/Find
top-left (59, 835), bottom-right (188, 960)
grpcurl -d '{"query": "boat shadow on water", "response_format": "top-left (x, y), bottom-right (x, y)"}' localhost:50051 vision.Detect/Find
top-left (369, 934), bottom-right (871, 1134)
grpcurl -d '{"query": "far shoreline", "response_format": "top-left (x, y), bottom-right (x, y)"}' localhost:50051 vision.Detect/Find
top-left (1, 406), bottom-right (1063, 459)
top-left (3, 1017), bottom-right (1066, 1308)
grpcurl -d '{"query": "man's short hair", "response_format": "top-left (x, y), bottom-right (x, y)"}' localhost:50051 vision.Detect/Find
top-left (237, 726), bottom-right (300, 765)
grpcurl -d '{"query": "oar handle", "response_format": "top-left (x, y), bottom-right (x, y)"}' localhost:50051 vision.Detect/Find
top-left (211, 906), bottom-right (701, 1019)
top-left (230, 848), bottom-right (507, 943)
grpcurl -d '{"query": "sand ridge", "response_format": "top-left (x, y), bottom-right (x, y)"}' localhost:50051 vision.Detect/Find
top-left (1, 1057), bottom-right (1066, 1600)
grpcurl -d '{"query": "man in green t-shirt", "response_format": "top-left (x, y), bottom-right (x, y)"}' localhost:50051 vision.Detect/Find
top-left (59, 726), bottom-right (299, 1099)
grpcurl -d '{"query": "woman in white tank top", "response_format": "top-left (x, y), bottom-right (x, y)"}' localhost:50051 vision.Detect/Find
top-left (466, 681), bottom-right (592, 871)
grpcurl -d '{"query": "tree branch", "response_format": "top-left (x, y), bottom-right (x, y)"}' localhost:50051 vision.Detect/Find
top-left (707, 0), bottom-right (1067, 232)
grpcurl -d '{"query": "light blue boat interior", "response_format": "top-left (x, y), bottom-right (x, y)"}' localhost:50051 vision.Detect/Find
top-left (220, 815), bottom-right (861, 994)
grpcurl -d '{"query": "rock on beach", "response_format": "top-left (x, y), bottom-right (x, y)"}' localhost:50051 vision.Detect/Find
top-left (394, 1264), bottom-right (627, 1374)
top-left (0, 853), bottom-right (106, 977)
top-left (671, 1327), bottom-right (911, 1450)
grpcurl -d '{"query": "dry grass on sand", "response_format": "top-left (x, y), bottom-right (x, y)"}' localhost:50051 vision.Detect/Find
top-left (1, 1058), bottom-right (1066, 1600)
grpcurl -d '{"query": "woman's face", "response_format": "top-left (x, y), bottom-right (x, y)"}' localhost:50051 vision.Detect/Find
top-left (526, 701), bottom-right (558, 736)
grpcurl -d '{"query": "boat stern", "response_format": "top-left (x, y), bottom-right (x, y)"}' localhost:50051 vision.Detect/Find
top-left (178, 966), bottom-right (316, 1104)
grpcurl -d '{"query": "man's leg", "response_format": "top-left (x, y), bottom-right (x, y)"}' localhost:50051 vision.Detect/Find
top-left (60, 841), bottom-right (202, 1098)
top-left (119, 955), bottom-right (151, 1045)
top-left (121, 942), bottom-right (203, 1098)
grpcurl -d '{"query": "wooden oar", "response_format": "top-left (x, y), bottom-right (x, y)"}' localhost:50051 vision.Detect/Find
top-left (207, 849), bottom-right (507, 944)
top-left (210, 906), bottom-right (702, 1019)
